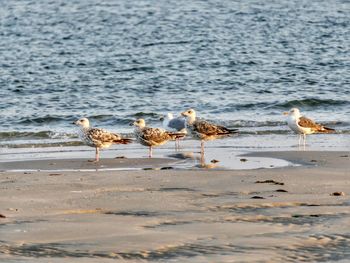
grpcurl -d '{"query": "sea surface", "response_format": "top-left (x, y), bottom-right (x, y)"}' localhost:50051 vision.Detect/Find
top-left (0, 0), bottom-right (349, 148)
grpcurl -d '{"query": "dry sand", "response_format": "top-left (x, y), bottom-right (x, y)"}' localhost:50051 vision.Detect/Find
top-left (0, 151), bottom-right (349, 262)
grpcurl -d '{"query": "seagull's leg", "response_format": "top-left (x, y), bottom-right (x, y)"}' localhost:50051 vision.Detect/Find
top-left (303, 134), bottom-right (306, 149)
top-left (149, 146), bottom-right (153, 158)
top-left (200, 150), bottom-right (205, 167)
top-left (298, 134), bottom-right (302, 147)
top-left (200, 140), bottom-right (205, 157)
top-left (89, 147), bottom-right (99, 162)
top-left (96, 147), bottom-right (100, 162)
top-left (176, 138), bottom-right (181, 150)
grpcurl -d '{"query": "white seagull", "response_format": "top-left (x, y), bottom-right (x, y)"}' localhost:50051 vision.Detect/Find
top-left (73, 118), bottom-right (131, 162)
top-left (160, 113), bottom-right (187, 149)
top-left (284, 108), bottom-right (335, 146)
top-left (132, 118), bottom-right (186, 157)
top-left (181, 109), bottom-right (238, 155)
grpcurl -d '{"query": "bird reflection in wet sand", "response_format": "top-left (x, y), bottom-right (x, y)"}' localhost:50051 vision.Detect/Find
top-left (168, 152), bottom-right (219, 169)
top-left (198, 155), bottom-right (219, 169)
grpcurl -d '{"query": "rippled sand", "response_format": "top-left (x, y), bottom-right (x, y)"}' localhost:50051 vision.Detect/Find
top-left (0, 151), bottom-right (349, 262)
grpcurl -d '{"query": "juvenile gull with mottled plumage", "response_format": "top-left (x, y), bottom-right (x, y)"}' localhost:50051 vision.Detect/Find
top-left (181, 109), bottom-right (238, 155)
top-left (284, 108), bottom-right (335, 146)
top-left (132, 118), bottom-right (186, 157)
top-left (73, 118), bottom-right (131, 162)
top-left (160, 113), bottom-right (187, 149)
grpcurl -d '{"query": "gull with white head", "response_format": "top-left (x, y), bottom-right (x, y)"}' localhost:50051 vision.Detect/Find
top-left (181, 109), bottom-right (238, 156)
top-left (73, 118), bottom-right (131, 162)
top-left (284, 108), bottom-right (335, 147)
top-left (160, 113), bottom-right (187, 149)
top-left (132, 118), bottom-right (186, 157)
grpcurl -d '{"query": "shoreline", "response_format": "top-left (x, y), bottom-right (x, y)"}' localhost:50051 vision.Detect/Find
top-left (1, 149), bottom-right (348, 172)
top-left (1, 134), bottom-right (349, 171)
top-left (0, 157), bottom-right (181, 172)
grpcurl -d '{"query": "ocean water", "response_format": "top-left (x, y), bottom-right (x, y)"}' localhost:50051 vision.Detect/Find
top-left (0, 0), bottom-right (349, 148)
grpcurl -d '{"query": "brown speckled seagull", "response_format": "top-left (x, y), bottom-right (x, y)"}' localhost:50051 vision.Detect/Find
top-left (73, 118), bottom-right (131, 162)
top-left (132, 118), bottom-right (185, 157)
top-left (181, 109), bottom-right (238, 155)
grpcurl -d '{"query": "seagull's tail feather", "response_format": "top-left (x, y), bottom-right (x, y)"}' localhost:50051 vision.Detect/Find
top-left (113, 138), bottom-right (133, 144)
top-left (227, 128), bottom-right (239, 134)
top-left (317, 126), bottom-right (336, 133)
top-left (167, 132), bottom-right (187, 140)
top-left (217, 128), bottom-right (239, 135)
top-left (215, 126), bottom-right (239, 136)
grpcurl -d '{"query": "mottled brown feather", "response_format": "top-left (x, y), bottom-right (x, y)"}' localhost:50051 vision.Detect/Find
top-left (193, 120), bottom-right (235, 136)
top-left (298, 117), bottom-right (335, 133)
top-left (140, 127), bottom-right (181, 144)
top-left (87, 128), bottom-right (131, 144)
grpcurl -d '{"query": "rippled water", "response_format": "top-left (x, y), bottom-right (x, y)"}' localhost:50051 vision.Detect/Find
top-left (0, 0), bottom-right (349, 146)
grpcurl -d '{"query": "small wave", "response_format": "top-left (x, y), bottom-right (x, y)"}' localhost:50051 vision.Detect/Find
top-left (222, 120), bottom-right (286, 128)
top-left (0, 131), bottom-right (76, 141)
top-left (17, 116), bottom-right (69, 125)
top-left (274, 99), bottom-right (349, 109)
top-left (218, 99), bottom-right (349, 113)
top-left (114, 66), bottom-right (155, 73)
top-left (142, 40), bottom-right (191, 47)
top-left (216, 102), bottom-right (270, 111)
top-left (128, 112), bottom-right (162, 120)
top-left (1, 141), bottom-right (83, 148)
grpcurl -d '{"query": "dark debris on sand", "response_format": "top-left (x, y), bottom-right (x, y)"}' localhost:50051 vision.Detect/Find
top-left (276, 189), bottom-right (288, 193)
top-left (331, 192), bottom-right (345, 196)
top-left (255, 180), bottom-right (284, 185)
top-left (251, 196), bottom-right (265, 199)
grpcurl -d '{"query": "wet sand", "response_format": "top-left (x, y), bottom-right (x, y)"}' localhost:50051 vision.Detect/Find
top-left (0, 151), bottom-right (349, 262)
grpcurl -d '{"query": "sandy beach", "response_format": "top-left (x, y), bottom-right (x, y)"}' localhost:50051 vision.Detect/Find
top-left (0, 150), bottom-right (349, 262)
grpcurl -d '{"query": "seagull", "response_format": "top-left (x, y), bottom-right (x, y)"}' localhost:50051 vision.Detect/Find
top-left (160, 113), bottom-right (187, 149)
top-left (284, 108), bottom-right (335, 147)
top-left (131, 118), bottom-right (186, 157)
top-left (73, 118), bottom-right (132, 162)
top-left (181, 109), bottom-right (239, 156)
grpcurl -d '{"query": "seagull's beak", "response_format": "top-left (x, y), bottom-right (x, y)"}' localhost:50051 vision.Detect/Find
top-left (283, 112), bottom-right (289, 116)
top-left (72, 121), bottom-right (77, 125)
top-left (181, 111), bottom-right (186, 117)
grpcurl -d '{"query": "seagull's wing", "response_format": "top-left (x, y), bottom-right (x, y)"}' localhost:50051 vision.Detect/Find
top-left (193, 120), bottom-right (237, 136)
top-left (298, 116), bottom-right (323, 130)
top-left (87, 128), bottom-right (130, 144)
top-left (140, 127), bottom-right (171, 143)
top-left (298, 116), bottom-right (335, 133)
